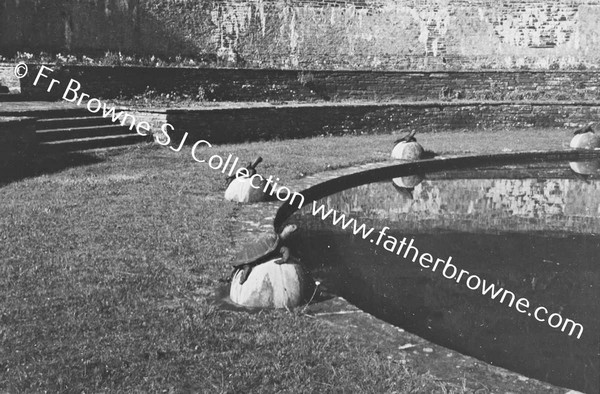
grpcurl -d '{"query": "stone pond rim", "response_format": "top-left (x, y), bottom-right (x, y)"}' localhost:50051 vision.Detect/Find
top-left (268, 149), bottom-right (600, 393)
top-left (273, 149), bottom-right (600, 232)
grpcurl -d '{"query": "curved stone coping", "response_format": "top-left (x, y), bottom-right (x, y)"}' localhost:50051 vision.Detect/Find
top-left (273, 149), bottom-right (600, 232)
top-left (226, 152), bottom-right (595, 392)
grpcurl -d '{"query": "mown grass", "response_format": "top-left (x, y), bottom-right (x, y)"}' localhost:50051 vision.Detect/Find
top-left (0, 129), bottom-right (572, 392)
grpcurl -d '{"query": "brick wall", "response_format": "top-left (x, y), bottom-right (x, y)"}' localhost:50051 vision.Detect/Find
top-left (17, 64), bottom-right (600, 102)
top-left (2, 0), bottom-right (600, 70)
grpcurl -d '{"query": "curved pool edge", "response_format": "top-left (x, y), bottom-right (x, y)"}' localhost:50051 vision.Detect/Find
top-left (260, 149), bottom-right (600, 393)
top-left (221, 150), bottom-right (595, 393)
top-left (304, 296), bottom-right (570, 394)
top-left (273, 149), bottom-right (600, 232)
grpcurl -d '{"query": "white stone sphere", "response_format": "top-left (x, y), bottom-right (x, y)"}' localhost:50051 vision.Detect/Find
top-left (569, 160), bottom-right (600, 175)
top-left (392, 174), bottom-right (424, 189)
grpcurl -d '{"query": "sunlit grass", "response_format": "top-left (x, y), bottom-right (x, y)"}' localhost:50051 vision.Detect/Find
top-left (0, 128), bottom-right (571, 392)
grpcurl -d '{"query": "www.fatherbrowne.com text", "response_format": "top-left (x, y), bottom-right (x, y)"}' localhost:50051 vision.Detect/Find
top-left (24, 63), bottom-right (583, 340)
top-left (311, 202), bottom-right (584, 340)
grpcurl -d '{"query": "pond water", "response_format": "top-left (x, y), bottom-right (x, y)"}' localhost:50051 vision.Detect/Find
top-left (286, 158), bottom-right (600, 393)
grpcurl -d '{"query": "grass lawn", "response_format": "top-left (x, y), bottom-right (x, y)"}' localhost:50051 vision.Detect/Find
top-left (0, 128), bottom-right (573, 392)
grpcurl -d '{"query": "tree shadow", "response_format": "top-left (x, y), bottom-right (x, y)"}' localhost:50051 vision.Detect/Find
top-left (1, 1), bottom-right (219, 65)
top-left (0, 151), bottom-right (104, 187)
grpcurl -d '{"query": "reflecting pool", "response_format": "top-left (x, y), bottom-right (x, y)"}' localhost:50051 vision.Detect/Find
top-left (287, 158), bottom-right (600, 393)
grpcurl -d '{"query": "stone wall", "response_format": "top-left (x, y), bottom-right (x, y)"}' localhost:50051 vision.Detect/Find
top-left (0, 117), bottom-right (37, 168)
top-left (157, 102), bottom-right (600, 144)
top-left (2, 0), bottom-right (600, 70)
top-left (17, 64), bottom-right (600, 102)
top-left (0, 64), bottom-right (19, 93)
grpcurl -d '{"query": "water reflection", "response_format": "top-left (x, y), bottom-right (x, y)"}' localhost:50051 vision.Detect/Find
top-left (570, 158), bottom-right (600, 176)
top-left (307, 174), bottom-right (600, 235)
top-left (289, 161), bottom-right (600, 393)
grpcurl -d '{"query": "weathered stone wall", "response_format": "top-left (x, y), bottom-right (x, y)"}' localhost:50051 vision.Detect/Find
top-left (0, 64), bottom-right (20, 93)
top-left (17, 64), bottom-right (600, 101)
top-left (2, 0), bottom-right (600, 70)
top-left (0, 117), bottom-right (37, 168)
top-left (157, 102), bottom-right (600, 144)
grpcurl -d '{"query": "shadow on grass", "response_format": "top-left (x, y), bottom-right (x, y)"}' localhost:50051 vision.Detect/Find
top-left (0, 151), bottom-right (104, 186)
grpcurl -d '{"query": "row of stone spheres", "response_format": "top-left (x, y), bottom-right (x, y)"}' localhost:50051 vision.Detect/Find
top-left (1, 0), bottom-right (600, 70)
